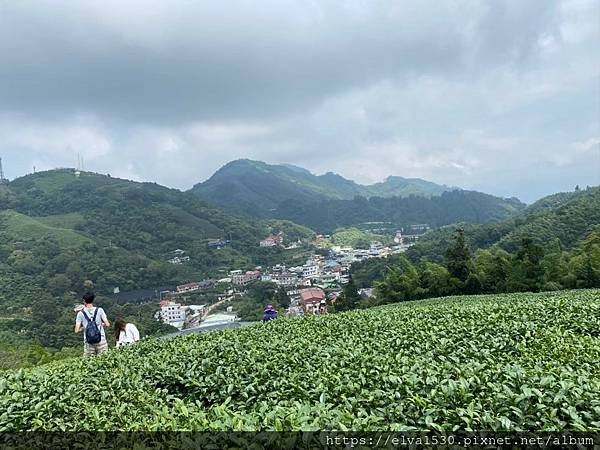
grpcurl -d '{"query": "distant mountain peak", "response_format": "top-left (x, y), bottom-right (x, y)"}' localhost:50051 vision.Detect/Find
top-left (191, 159), bottom-right (459, 217)
top-left (279, 163), bottom-right (312, 175)
top-left (383, 175), bottom-right (407, 182)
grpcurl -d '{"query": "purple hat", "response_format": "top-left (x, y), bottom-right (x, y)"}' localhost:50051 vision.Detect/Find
top-left (265, 304), bottom-right (275, 311)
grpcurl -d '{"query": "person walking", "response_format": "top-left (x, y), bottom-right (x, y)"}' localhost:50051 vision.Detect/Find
top-left (263, 304), bottom-right (278, 322)
top-left (74, 292), bottom-right (110, 357)
top-left (114, 318), bottom-right (141, 347)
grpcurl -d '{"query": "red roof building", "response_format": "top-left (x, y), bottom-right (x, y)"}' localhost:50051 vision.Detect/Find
top-left (177, 282), bottom-right (201, 293)
top-left (299, 288), bottom-right (327, 314)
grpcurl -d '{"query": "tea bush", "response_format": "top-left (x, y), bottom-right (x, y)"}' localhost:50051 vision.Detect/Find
top-left (1, 289), bottom-right (600, 431)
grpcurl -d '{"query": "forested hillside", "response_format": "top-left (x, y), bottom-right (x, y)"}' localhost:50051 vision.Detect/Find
top-left (274, 190), bottom-right (525, 233)
top-left (1, 170), bottom-right (267, 292)
top-left (327, 185), bottom-right (600, 316)
top-left (191, 159), bottom-right (452, 217)
top-left (191, 160), bottom-right (524, 232)
top-left (407, 186), bottom-right (600, 263)
top-left (0, 169), bottom-right (313, 363)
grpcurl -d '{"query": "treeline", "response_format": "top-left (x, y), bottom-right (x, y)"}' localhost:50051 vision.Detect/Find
top-left (0, 338), bottom-right (80, 371)
top-left (334, 226), bottom-right (600, 310)
top-left (225, 282), bottom-right (290, 322)
top-left (407, 186), bottom-right (600, 261)
top-left (273, 190), bottom-right (524, 233)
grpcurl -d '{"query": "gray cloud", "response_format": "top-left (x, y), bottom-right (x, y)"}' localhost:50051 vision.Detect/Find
top-left (0, 0), bottom-right (598, 202)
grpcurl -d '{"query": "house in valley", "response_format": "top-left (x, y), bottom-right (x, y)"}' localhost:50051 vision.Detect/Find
top-left (299, 288), bottom-right (327, 315)
top-left (260, 233), bottom-right (284, 247)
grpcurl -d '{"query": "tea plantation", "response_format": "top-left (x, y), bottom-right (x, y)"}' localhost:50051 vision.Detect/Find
top-left (1, 290), bottom-right (600, 431)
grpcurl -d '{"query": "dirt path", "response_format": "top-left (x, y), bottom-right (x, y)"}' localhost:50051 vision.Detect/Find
top-left (202, 297), bottom-right (230, 319)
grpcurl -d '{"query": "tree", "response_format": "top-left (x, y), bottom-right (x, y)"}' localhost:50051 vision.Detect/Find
top-left (510, 238), bottom-right (545, 292)
top-left (273, 287), bottom-right (290, 309)
top-left (375, 256), bottom-right (421, 303)
top-left (48, 274), bottom-right (72, 296)
top-left (569, 245), bottom-right (600, 288)
top-left (541, 247), bottom-right (568, 289)
top-left (464, 272), bottom-right (482, 295)
top-left (445, 228), bottom-right (471, 282)
top-left (419, 261), bottom-right (453, 297)
top-left (334, 276), bottom-right (361, 312)
top-left (8, 250), bottom-right (41, 275)
top-left (488, 250), bottom-right (512, 293)
top-left (350, 255), bottom-right (405, 288)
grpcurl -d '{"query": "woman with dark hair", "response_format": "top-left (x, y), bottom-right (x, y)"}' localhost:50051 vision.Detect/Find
top-left (114, 318), bottom-right (140, 347)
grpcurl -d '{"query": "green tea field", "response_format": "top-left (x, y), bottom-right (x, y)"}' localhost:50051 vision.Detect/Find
top-left (1, 289), bottom-right (600, 431)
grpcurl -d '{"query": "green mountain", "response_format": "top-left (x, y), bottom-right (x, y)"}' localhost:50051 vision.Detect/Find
top-left (191, 159), bottom-right (525, 232)
top-left (191, 159), bottom-right (453, 216)
top-left (0, 169), bottom-right (314, 355)
top-left (274, 190), bottom-right (525, 233)
top-left (406, 186), bottom-right (600, 263)
top-left (1, 170), bottom-right (262, 285)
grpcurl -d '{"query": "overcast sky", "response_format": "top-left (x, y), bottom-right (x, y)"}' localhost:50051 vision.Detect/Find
top-left (1, 0), bottom-right (598, 202)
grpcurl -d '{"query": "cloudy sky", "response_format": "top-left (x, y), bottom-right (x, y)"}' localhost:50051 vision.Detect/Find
top-left (1, 0), bottom-right (598, 202)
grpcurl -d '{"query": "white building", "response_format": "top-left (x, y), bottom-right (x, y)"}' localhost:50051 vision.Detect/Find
top-left (272, 272), bottom-right (299, 286)
top-left (231, 270), bottom-right (261, 286)
top-left (302, 265), bottom-right (319, 278)
top-left (199, 313), bottom-right (237, 328)
top-left (188, 304), bottom-right (206, 315)
top-left (168, 256), bottom-right (190, 265)
top-left (394, 231), bottom-right (403, 244)
top-left (160, 301), bottom-right (186, 329)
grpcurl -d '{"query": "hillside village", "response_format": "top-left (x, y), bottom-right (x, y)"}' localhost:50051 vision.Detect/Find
top-left (155, 231), bottom-right (418, 330)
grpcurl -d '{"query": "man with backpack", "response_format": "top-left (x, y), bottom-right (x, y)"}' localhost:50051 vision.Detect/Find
top-left (75, 292), bottom-right (110, 357)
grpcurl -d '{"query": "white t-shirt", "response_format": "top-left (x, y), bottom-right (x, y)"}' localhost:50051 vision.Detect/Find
top-left (117, 323), bottom-right (140, 347)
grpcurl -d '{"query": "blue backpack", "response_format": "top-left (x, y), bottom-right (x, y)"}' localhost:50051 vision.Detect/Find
top-left (83, 308), bottom-right (102, 344)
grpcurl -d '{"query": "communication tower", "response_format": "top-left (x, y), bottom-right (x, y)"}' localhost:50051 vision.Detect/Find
top-left (0, 158), bottom-right (9, 185)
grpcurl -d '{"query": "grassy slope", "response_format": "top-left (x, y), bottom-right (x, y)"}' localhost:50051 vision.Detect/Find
top-left (496, 187), bottom-right (600, 251)
top-left (329, 227), bottom-right (392, 248)
top-left (1, 289), bottom-right (599, 431)
top-left (34, 213), bottom-right (86, 230)
top-left (0, 211), bottom-right (92, 247)
top-left (0, 170), bottom-right (294, 353)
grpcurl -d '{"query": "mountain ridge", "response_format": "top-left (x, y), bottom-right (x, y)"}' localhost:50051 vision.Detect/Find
top-left (192, 159), bottom-right (460, 217)
top-left (0, 168), bottom-right (316, 353)
top-left (191, 159), bottom-right (525, 231)
top-left (405, 186), bottom-right (600, 263)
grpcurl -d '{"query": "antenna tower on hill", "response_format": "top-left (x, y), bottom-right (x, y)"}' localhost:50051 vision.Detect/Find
top-left (75, 153), bottom-right (84, 177)
top-left (0, 157), bottom-right (8, 185)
